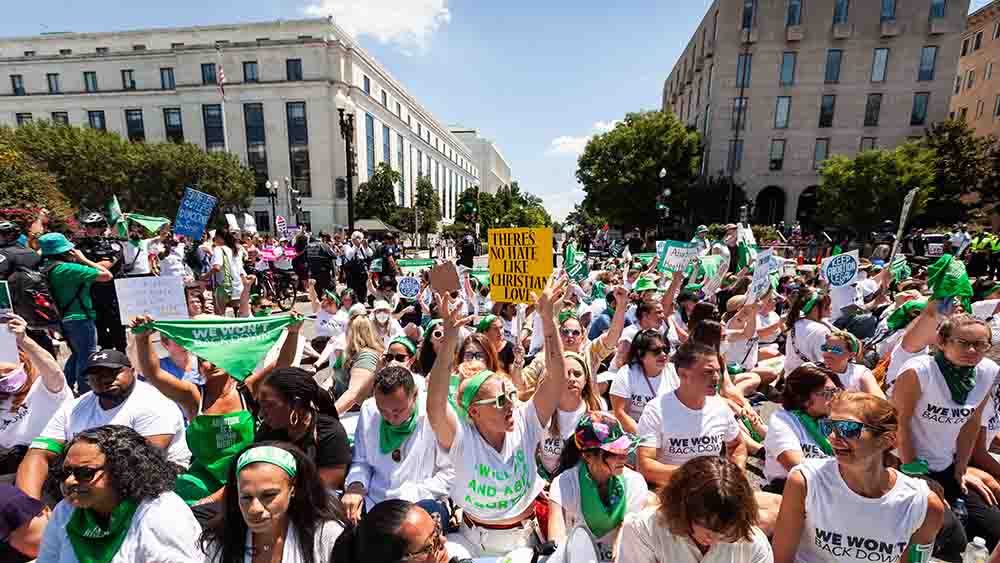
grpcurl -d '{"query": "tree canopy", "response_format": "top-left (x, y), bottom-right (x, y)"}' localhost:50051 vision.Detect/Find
top-left (355, 162), bottom-right (401, 221)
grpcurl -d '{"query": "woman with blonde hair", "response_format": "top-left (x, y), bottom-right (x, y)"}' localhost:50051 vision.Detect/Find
top-left (537, 351), bottom-right (606, 479)
top-left (336, 314), bottom-right (385, 414)
top-left (821, 329), bottom-right (883, 397)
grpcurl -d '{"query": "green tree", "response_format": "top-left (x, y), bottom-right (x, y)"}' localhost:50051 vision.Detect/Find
top-left (479, 183), bottom-right (551, 232)
top-left (565, 202), bottom-right (607, 230)
top-left (576, 111), bottom-right (701, 232)
top-left (917, 120), bottom-right (989, 226)
top-left (0, 142), bottom-right (77, 231)
top-left (455, 186), bottom-right (480, 224)
top-left (818, 143), bottom-right (935, 236)
top-left (414, 175), bottom-right (440, 235)
top-left (355, 162), bottom-right (401, 220)
top-left (676, 175), bottom-right (748, 227)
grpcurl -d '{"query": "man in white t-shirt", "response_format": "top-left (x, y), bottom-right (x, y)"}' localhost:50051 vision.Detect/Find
top-left (211, 233), bottom-right (244, 314)
top-left (15, 349), bottom-right (190, 500)
top-left (341, 366), bottom-right (453, 523)
top-left (636, 342), bottom-right (743, 488)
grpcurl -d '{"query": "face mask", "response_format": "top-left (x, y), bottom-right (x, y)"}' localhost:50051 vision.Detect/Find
top-left (0, 365), bottom-right (28, 394)
top-left (375, 312), bottom-right (390, 324)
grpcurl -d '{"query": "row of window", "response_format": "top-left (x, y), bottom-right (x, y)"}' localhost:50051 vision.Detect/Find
top-left (731, 91), bottom-right (931, 132)
top-left (362, 73), bottom-right (476, 179)
top-left (742, 0), bottom-right (944, 32)
top-left (7, 59), bottom-right (303, 96)
top-left (951, 93), bottom-right (1000, 122)
top-left (734, 45), bottom-right (938, 89)
top-left (726, 135), bottom-right (893, 174)
top-left (960, 22), bottom-right (1000, 57)
top-left (955, 61), bottom-right (996, 95)
top-left (10, 37), bottom-right (314, 58)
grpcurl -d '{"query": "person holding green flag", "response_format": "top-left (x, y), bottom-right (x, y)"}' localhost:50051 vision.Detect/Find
top-left (36, 425), bottom-right (201, 562)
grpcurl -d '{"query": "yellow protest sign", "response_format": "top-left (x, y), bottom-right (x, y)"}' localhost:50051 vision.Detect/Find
top-left (488, 228), bottom-right (553, 304)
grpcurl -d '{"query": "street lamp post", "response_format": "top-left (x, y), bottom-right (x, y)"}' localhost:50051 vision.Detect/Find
top-left (336, 90), bottom-right (358, 234)
top-left (264, 180), bottom-right (278, 234)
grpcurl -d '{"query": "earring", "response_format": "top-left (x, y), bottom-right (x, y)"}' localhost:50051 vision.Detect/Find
top-left (289, 410), bottom-right (300, 427)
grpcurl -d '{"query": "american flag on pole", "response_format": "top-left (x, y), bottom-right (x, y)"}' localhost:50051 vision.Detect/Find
top-left (216, 63), bottom-right (226, 98)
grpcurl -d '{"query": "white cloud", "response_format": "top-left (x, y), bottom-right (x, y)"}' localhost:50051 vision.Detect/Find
top-left (303, 0), bottom-right (451, 54)
top-left (539, 188), bottom-right (585, 222)
top-left (547, 120), bottom-right (620, 156)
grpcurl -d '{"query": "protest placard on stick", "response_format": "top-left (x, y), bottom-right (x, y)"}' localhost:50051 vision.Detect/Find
top-left (174, 187), bottom-right (217, 240)
top-left (115, 276), bottom-right (188, 325)
top-left (488, 228), bottom-right (553, 304)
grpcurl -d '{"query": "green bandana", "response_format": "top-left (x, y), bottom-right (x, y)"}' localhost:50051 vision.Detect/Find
top-left (578, 463), bottom-right (627, 539)
top-left (236, 445), bottom-right (298, 477)
top-left (379, 402), bottom-right (419, 454)
top-left (790, 410), bottom-right (833, 456)
top-left (934, 351), bottom-right (977, 405)
top-left (67, 499), bottom-right (139, 563)
top-left (558, 310), bottom-right (577, 325)
top-left (457, 370), bottom-right (494, 421)
top-left (477, 315), bottom-right (498, 334)
top-left (132, 315), bottom-right (299, 381)
top-left (927, 254), bottom-right (973, 313)
top-left (802, 292), bottom-right (820, 315)
top-left (388, 336), bottom-right (417, 356)
top-left (886, 299), bottom-right (927, 333)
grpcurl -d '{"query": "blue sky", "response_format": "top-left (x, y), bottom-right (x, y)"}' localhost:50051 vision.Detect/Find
top-left (1, 0), bottom-right (990, 220)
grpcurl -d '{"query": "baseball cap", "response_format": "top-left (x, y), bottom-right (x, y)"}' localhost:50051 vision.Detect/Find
top-left (573, 412), bottom-right (641, 456)
top-left (85, 349), bottom-right (132, 373)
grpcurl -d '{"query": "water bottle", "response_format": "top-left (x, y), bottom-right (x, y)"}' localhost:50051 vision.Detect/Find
top-left (954, 496), bottom-right (969, 525)
top-left (963, 536), bottom-right (989, 563)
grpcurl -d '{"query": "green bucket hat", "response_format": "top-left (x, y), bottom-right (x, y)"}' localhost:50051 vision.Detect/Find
top-left (632, 276), bottom-right (658, 293)
top-left (38, 233), bottom-right (75, 256)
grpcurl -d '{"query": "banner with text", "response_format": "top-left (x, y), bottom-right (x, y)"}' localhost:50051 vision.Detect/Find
top-left (174, 187), bottom-right (217, 240)
top-left (657, 240), bottom-right (699, 273)
top-left (749, 249), bottom-right (774, 303)
top-left (115, 276), bottom-right (188, 325)
top-left (488, 228), bottom-right (553, 304)
top-left (821, 250), bottom-right (860, 288)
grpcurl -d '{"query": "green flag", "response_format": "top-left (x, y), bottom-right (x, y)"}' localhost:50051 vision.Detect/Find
top-left (890, 255), bottom-right (911, 283)
top-left (398, 259), bottom-right (436, 275)
top-left (108, 195), bottom-right (123, 225)
top-left (927, 254), bottom-right (973, 312)
top-left (567, 257), bottom-right (589, 282)
top-left (126, 213), bottom-right (171, 235)
top-left (132, 315), bottom-right (299, 380)
top-left (470, 269), bottom-right (490, 288)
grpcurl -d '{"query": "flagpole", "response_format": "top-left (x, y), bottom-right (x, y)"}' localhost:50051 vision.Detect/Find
top-left (216, 48), bottom-right (230, 153)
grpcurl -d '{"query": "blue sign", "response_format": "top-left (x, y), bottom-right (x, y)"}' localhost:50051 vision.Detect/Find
top-left (174, 187), bottom-right (217, 240)
top-left (397, 276), bottom-right (421, 299)
top-left (822, 250), bottom-right (859, 288)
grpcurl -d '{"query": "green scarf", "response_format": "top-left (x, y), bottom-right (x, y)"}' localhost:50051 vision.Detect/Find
top-left (66, 499), bottom-right (139, 563)
top-left (934, 351), bottom-right (977, 405)
top-left (379, 403), bottom-right (419, 455)
top-left (790, 410), bottom-right (833, 456)
top-left (927, 254), bottom-right (973, 313)
top-left (578, 463), bottom-right (627, 539)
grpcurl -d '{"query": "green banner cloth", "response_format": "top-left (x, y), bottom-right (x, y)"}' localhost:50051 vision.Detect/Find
top-left (398, 259), bottom-right (436, 275)
top-left (132, 315), bottom-right (298, 380)
top-left (108, 195), bottom-right (123, 226)
top-left (634, 253), bottom-right (657, 266)
top-left (927, 254), bottom-right (973, 312)
top-left (890, 255), bottom-right (911, 283)
top-left (470, 269), bottom-right (491, 288)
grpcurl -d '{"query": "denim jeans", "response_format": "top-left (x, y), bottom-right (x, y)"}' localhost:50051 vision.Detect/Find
top-left (61, 318), bottom-right (98, 394)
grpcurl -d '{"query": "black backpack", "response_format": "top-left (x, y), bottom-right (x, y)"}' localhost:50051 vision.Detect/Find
top-left (6, 262), bottom-right (63, 329)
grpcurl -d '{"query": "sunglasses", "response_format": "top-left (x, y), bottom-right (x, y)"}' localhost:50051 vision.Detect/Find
top-left (819, 418), bottom-right (882, 440)
top-left (560, 328), bottom-right (582, 338)
top-left (463, 350), bottom-right (486, 362)
top-left (473, 388), bottom-right (518, 409)
top-left (950, 337), bottom-right (992, 353)
top-left (820, 344), bottom-right (845, 355)
top-left (646, 346), bottom-right (669, 356)
top-left (61, 465), bottom-right (105, 483)
top-left (815, 387), bottom-right (840, 399)
top-left (402, 513), bottom-right (445, 561)
top-left (383, 353), bottom-right (410, 363)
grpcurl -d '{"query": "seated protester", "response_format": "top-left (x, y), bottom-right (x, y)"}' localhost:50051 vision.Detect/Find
top-left (37, 425), bottom-right (202, 562)
top-left (15, 349), bottom-right (190, 501)
top-left (892, 314), bottom-right (1000, 550)
top-left (873, 292), bottom-right (926, 358)
top-left (372, 300), bottom-right (405, 350)
top-left (884, 299), bottom-right (944, 393)
top-left (307, 279), bottom-right (348, 360)
top-left (336, 314), bottom-right (386, 414)
top-left (783, 289), bottom-right (833, 376)
top-left (339, 288), bottom-right (356, 311)
top-left (616, 456), bottom-right (772, 563)
top-left (426, 279), bottom-right (569, 558)
top-left (156, 331), bottom-right (202, 384)
top-left (456, 333), bottom-right (500, 372)
top-left (636, 342), bottom-right (744, 490)
top-left (617, 300), bottom-right (664, 361)
top-left (537, 352), bottom-right (605, 479)
top-left (200, 442), bottom-right (347, 563)
top-left (521, 287), bottom-right (628, 400)
top-left (477, 313), bottom-right (524, 381)
top-left (0, 484), bottom-right (47, 562)
top-left (721, 296), bottom-right (781, 391)
top-left (667, 290), bottom-right (698, 347)
top-left (820, 330), bottom-right (884, 397)
top-left (772, 392), bottom-right (948, 563)
top-left (341, 365), bottom-right (453, 526)
top-left (756, 290), bottom-right (784, 359)
top-left (132, 317), bottom-right (255, 506)
top-left (382, 336), bottom-right (421, 381)
top-left (693, 318), bottom-right (766, 399)
top-left (610, 329), bottom-right (678, 434)
top-left (548, 413), bottom-right (652, 562)
top-left (332, 499), bottom-right (451, 563)
top-left (763, 364), bottom-right (841, 494)
top-left (0, 315), bottom-right (73, 474)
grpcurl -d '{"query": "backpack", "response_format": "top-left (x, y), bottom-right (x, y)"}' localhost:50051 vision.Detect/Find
top-left (8, 262), bottom-right (67, 329)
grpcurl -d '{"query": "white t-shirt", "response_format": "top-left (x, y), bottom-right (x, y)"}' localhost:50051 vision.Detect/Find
top-left (538, 403), bottom-right (587, 477)
top-left (0, 377), bottom-right (73, 448)
top-left (884, 345), bottom-right (927, 391)
top-left (763, 409), bottom-right (832, 482)
top-left (159, 243), bottom-right (187, 279)
top-left (891, 355), bottom-right (999, 472)
top-left (784, 319), bottom-right (831, 375)
top-left (122, 238), bottom-right (154, 275)
top-left (37, 492), bottom-right (201, 563)
top-left (449, 400), bottom-right (547, 521)
top-left (609, 363), bottom-right (679, 423)
top-left (38, 380), bottom-right (192, 467)
top-left (981, 384), bottom-right (1000, 449)
top-left (211, 246), bottom-right (244, 299)
top-left (724, 333), bottom-right (759, 371)
top-left (758, 311), bottom-right (781, 344)
top-left (345, 395), bottom-right (453, 509)
top-left (831, 362), bottom-right (873, 393)
top-left (637, 391), bottom-right (740, 467)
top-left (792, 458), bottom-right (929, 563)
top-left (550, 467), bottom-right (649, 562)
top-left (315, 309), bottom-right (348, 339)
top-left (617, 507), bottom-right (773, 563)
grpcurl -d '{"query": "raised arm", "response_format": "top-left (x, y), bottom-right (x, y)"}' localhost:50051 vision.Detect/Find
top-left (426, 293), bottom-right (471, 451)
top-left (599, 287), bottom-right (630, 350)
top-left (532, 274), bottom-right (569, 427)
top-left (274, 315), bottom-right (304, 369)
top-left (9, 315), bottom-right (64, 395)
top-left (131, 316), bottom-right (201, 421)
top-left (901, 300), bottom-right (943, 354)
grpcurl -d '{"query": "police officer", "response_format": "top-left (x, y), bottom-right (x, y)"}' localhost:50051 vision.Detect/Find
top-left (969, 230), bottom-right (993, 278)
top-left (990, 229), bottom-right (1000, 280)
top-left (75, 212), bottom-right (127, 353)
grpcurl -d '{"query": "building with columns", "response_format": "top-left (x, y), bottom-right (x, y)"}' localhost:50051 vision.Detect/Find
top-left (449, 126), bottom-right (512, 194)
top-left (663, 0), bottom-right (966, 226)
top-left (0, 18), bottom-right (480, 232)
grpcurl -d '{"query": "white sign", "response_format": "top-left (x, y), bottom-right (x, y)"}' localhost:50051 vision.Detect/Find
top-left (243, 212), bottom-right (257, 234)
top-left (749, 249), bottom-right (774, 303)
top-left (225, 213), bottom-right (241, 232)
top-left (115, 276), bottom-right (188, 325)
top-left (0, 326), bottom-right (16, 364)
top-left (275, 216), bottom-right (287, 237)
top-left (397, 276), bottom-right (421, 300)
top-left (657, 240), bottom-right (699, 272)
top-left (821, 250), bottom-right (860, 288)
top-left (891, 188), bottom-right (920, 259)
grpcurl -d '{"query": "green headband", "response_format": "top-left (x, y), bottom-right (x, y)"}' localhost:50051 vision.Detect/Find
top-left (388, 336), bottom-right (417, 356)
top-left (802, 292), bottom-right (820, 315)
top-left (477, 315), bottom-right (499, 334)
top-left (457, 369), bottom-right (495, 420)
top-left (423, 319), bottom-right (443, 339)
top-left (558, 309), bottom-right (578, 325)
top-left (236, 446), bottom-right (298, 478)
top-left (323, 290), bottom-right (341, 306)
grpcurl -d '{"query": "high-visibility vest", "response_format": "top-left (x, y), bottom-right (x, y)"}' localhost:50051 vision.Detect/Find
top-left (992, 236), bottom-right (1000, 253)
top-left (972, 235), bottom-right (993, 253)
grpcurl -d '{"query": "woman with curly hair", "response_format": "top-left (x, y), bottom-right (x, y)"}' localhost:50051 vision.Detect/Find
top-left (616, 456), bottom-right (771, 562)
top-left (36, 424), bottom-right (201, 562)
top-left (201, 442), bottom-right (347, 563)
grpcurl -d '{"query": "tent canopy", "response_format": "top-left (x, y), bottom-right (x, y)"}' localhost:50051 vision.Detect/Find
top-left (354, 218), bottom-right (402, 234)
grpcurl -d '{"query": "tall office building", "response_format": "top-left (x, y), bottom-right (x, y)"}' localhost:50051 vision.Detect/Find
top-left (0, 18), bottom-right (480, 232)
top-left (449, 126), bottom-right (512, 195)
top-left (950, 1), bottom-right (1000, 136)
top-left (663, 0), bottom-right (967, 225)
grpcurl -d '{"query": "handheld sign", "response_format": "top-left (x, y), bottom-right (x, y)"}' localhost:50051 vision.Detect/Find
top-left (275, 216), bottom-right (287, 237)
top-left (225, 213), bottom-right (241, 232)
top-left (890, 188), bottom-right (920, 260)
top-left (397, 276), bottom-right (421, 300)
top-left (821, 249), bottom-right (860, 288)
top-left (488, 228), bottom-right (553, 304)
top-left (115, 276), bottom-right (188, 325)
top-left (0, 281), bottom-right (11, 315)
top-left (657, 240), bottom-right (699, 272)
top-left (429, 261), bottom-right (461, 295)
top-left (243, 212), bottom-right (257, 234)
top-left (0, 326), bottom-right (15, 364)
top-left (749, 249), bottom-right (774, 303)
top-left (174, 187), bottom-right (217, 240)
